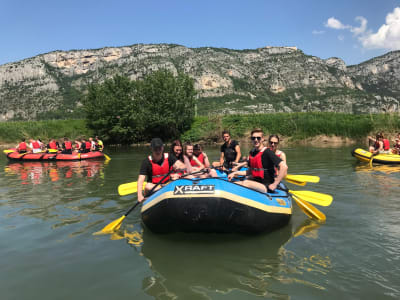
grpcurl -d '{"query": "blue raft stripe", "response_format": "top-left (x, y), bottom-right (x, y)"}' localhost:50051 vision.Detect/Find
top-left (142, 178), bottom-right (292, 215)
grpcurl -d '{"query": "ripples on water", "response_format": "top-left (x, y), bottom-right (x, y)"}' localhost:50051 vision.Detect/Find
top-left (1, 147), bottom-right (400, 299)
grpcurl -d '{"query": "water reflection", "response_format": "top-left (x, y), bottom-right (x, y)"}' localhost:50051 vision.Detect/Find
top-left (4, 159), bottom-right (109, 185)
top-left (110, 220), bottom-right (330, 300)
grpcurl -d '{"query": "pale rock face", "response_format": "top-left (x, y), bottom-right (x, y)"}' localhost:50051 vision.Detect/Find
top-left (0, 44), bottom-right (400, 120)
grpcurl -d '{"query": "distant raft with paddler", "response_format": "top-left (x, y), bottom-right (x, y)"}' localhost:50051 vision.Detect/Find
top-left (4, 148), bottom-right (106, 161)
top-left (351, 148), bottom-right (400, 165)
top-left (141, 175), bottom-right (292, 234)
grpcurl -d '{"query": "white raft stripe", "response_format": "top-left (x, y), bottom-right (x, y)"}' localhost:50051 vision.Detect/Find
top-left (142, 190), bottom-right (292, 215)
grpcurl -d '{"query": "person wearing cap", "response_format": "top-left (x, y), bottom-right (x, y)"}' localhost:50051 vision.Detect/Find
top-left (137, 138), bottom-right (187, 202)
top-left (212, 130), bottom-right (241, 169)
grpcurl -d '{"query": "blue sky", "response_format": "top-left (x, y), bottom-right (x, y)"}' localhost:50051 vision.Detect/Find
top-left (1, 0), bottom-right (399, 66)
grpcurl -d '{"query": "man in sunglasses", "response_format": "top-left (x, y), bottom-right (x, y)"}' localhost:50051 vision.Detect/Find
top-left (212, 130), bottom-right (241, 169)
top-left (228, 128), bottom-right (288, 193)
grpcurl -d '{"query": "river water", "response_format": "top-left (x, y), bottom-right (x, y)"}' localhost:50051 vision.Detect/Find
top-left (0, 146), bottom-right (399, 300)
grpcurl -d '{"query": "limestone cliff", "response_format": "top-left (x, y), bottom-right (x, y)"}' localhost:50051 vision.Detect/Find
top-left (0, 44), bottom-right (399, 120)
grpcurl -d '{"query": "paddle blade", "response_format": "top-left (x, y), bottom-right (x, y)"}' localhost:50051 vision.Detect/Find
top-left (292, 195), bottom-right (326, 222)
top-left (289, 190), bottom-right (333, 206)
top-left (286, 174), bottom-right (320, 183)
top-left (285, 178), bottom-right (307, 186)
top-left (48, 149), bottom-right (58, 153)
top-left (3, 149), bottom-right (15, 154)
top-left (104, 153), bottom-right (111, 161)
top-left (118, 181), bottom-right (146, 196)
top-left (93, 215), bottom-right (126, 235)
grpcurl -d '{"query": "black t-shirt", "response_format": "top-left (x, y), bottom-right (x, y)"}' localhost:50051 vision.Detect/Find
top-left (249, 148), bottom-right (282, 185)
top-left (139, 154), bottom-right (178, 180)
top-left (221, 140), bottom-right (239, 163)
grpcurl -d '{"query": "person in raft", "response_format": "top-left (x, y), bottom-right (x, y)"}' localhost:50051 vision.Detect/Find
top-left (227, 128), bottom-right (288, 193)
top-left (29, 139), bottom-right (42, 153)
top-left (47, 139), bottom-right (60, 152)
top-left (61, 137), bottom-right (73, 154)
top-left (16, 138), bottom-right (29, 153)
top-left (183, 142), bottom-right (218, 178)
top-left (392, 133), bottom-right (400, 154)
top-left (268, 134), bottom-right (286, 163)
top-left (212, 130), bottom-right (241, 169)
top-left (368, 133), bottom-right (390, 154)
top-left (95, 136), bottom-right (104, 152)
top-left (193, 144), bottom-right (211, 168)
top-left (137, 138), bottom-right (187, 202)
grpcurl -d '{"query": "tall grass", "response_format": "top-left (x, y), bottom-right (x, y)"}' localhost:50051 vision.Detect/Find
top-left (0, 120), bottom-right (93, 143)
top-left (182, 112), bottom-right (400, 142)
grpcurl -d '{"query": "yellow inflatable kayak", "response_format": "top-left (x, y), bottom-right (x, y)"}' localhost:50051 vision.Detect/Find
top-left (351, 148), bottom-right (400, 164)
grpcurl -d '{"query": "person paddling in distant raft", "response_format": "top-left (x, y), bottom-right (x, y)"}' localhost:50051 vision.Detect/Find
top-left (268, 134), bottom-right (287, 163)
top-left (368, 133), bottom-right (390, 154)
top-left (137, 138), bottom-right (187, 202)
top-left (29, 139), bottom-right (42, 153)
top-left (212, 130), bottom-right (241, 170)
top-left (228, 128), bottom-right (288, 193)
top-left (47, 139), bottom-right (60, 152)
top-left (16, 138), bottom-right (29, 153)
top-left (392, 133), bottom-right (400, 154)
top-left (95, 136), bottom-right (104, 152)
top-left (61, 137), bottom-right (73, 154)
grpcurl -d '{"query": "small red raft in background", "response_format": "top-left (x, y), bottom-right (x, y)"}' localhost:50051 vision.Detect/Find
top-left (4, 148), bottom-right (105, 161)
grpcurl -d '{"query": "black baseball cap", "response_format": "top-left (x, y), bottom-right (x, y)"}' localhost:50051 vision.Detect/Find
top-left (150, 138), bottom-right (164, 149)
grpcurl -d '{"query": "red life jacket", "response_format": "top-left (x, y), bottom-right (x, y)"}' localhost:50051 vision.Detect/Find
top-left (85, 141), bottom-right (91, 149)
top-left (18, 142), bottom-right (27, 151)
top-left (49, 141), bottom-right (58, 149)
top-left (149, 153), bottom-right (171, 184)
top-left (32, 141), bottom-right (40, 149)
top-left (195, 152), bottom-right (205, 164)
top-left (249, 147), bottom-right (266, 179)
top-left (64, 141), bottom-right (72, 150)
top-left (383, 139), bottom-right (390, 151)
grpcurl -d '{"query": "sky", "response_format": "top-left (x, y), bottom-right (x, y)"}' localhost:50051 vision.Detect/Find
top-left (1, 0), bottom-right (400, 66)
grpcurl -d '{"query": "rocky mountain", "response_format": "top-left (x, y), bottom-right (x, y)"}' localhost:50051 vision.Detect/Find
top-left (0, 43), bottom-right (399, 120)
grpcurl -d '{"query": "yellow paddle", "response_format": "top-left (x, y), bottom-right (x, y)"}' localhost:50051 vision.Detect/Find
top-left (103, 153), bottom-right (111, 161)
top-left (292, 195), bottom-right (326, 222)
top-left (3, 149), bottom-right (15, 154)
top-left (118, 181), bottom-right (146, 196)
top-left (95, 170), bottom-right (175, 235)
top-left (289, 190), bottom-right (332, 206)
top-left (285, 174), bottom-right (320, 186)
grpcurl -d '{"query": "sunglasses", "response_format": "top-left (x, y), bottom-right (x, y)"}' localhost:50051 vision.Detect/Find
top-left (269, 141), bottom-right (279, 145)
top-left (251, 136), bottom-right (262, 141)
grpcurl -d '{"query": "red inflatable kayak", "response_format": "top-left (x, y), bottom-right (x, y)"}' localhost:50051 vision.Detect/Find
top-left (4, 149), bottom-right (105, 161)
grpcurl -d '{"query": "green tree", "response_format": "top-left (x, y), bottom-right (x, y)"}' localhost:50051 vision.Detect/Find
top-left (83, 70), bottom-right (196, 144)
top-left (136, 70), bottom-right (196, 140)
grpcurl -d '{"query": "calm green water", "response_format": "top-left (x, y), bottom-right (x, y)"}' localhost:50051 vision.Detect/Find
top-left (1, 146), bottom-right (400, 300)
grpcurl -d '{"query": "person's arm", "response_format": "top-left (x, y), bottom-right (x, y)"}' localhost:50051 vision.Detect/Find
top-left (219, 152), bottom-right (225, 166)
top-left (137, 174), bottom-right (146, 202)
top-left (269, 161), bottom-right (288, 191)
top-left (192, 156), bottom-right (205, 169)
top-left (280, 151), bottom-right (287, 164)
top-left (203, 153), bottom-right (210, 168)
top-left (227, 169), bottom-right (247, 181)
top-left (182, 156), bottom-right (193, 174)
top-left (234, 144), bottom-right (241, 163)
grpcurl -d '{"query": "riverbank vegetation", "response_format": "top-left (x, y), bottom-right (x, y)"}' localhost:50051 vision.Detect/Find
top-left (1, 113), bottom-right (400, 146)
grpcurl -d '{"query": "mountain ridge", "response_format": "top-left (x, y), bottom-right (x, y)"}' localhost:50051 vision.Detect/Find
top-left (0, 43), bottom-right (399, 120)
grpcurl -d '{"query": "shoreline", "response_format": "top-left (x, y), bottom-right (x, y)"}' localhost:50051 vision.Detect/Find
top-left (0, 135), bottom-right (361, 150)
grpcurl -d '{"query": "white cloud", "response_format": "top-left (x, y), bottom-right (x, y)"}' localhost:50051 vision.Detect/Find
top-left (350, 16), bottom-right (367, 36)
top-left (361, 7), bottom-right (400, 50)
top-left (312, 30), bottom-right (325, 35)
top-left (324, 7), bottom-right (400, 51)
top-left (325, 17), bottom-right (348, 30)
top-left (338, 35), bottom-right (345, 41)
